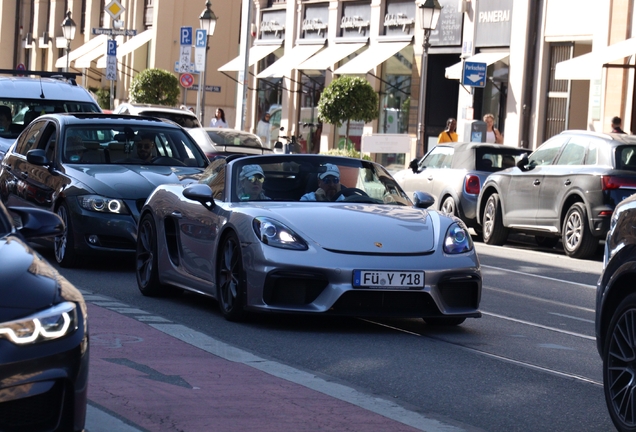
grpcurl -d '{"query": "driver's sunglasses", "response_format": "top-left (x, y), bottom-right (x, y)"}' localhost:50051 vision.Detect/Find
top-left (246, 175), bottom-right (265, 184)
top-left (321, 176), bottom-right (339, 185)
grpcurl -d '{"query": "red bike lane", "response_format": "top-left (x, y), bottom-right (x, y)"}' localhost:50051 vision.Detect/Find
top-left (87, 303), bottom-right (431, 432)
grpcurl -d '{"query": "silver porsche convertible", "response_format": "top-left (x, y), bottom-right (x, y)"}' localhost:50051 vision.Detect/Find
top-left (135, 154), bottom-right (482, 326)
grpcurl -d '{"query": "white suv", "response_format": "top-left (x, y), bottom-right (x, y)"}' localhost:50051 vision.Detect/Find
top-left (113, 103), bottom-right (201, 129)
top-left (0, 70), bottom-right (101, 160)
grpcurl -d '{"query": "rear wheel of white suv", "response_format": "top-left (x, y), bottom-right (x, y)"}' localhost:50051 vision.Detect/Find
top-left (562, 203), bottom-right (598, 259)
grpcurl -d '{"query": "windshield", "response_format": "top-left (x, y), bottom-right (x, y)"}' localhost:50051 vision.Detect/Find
top-left (198, 155), bottom-right (412, 205)
top-left (0, 99), bottom-right (100, 140)
top-left (61, 125), bottom-right (208, 167)
top-left (139, 111), bottom-right (201, 129)
top-left (207, 130), bottom-right (264, 148)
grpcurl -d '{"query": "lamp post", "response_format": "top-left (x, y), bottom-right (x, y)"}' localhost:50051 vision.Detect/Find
top-left (61, 10), bottom-right (77, 73)
top-left (199, 1), bottom-right (217, 125)
top-left (415, 0), bottom-right (442, 157)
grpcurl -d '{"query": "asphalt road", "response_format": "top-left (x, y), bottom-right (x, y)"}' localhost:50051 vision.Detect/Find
top-left (39, 235), bottom-right (613, 431)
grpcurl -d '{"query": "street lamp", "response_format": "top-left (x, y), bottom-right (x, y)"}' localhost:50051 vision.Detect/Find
top-left (415, 0), bottom-right (442, 156)
top-left (61, 10), bottom-right (77, 73)
top-left (199, 1), bottom-right (217, 124)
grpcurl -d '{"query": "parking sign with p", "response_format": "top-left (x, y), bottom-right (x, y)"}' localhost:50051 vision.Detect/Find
top-left (180, 26), bottom-right (193, 46)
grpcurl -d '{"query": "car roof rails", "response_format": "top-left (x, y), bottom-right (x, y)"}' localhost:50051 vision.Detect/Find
top-left (0, 69), bottom-right (80, 86)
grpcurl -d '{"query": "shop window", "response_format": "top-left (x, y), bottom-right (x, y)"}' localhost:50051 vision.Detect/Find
top-left (298, 72), bottom-right (325, 153)
top-left (257, 52), bottom-right (283, 147)
top-left (144, 0), bottom-right (154, 29)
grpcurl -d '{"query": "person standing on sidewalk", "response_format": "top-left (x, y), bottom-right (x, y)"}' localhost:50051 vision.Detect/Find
top-left (210, 108), bottom-right (228, 128)
top-left (257, 112), bottom-right (272, 147)
top-left (484, 113), bottom-right (503, 144)
top-left (437, 118), bottom-right (458, 144)
top-left (611, 116), bottom-right (627, 134)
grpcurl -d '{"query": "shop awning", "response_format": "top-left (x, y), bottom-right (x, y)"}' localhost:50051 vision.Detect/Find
top-left (55, 35), bottom-right (108, 69)
top-left (95, 30), bottom-right (154, 68)
top-left (445, 51), bottom-right (509, 80)
top-left (256, 43), bottom-right (325, 79)
top-left (332, 41), bottom-right (411, 75)
top-left (218, 43), bottom-right (282, 72)
top-left (297, 42), bottom-right (366, 71)
top-left (555, 37), bottom-right (636, 80)
top-left (74, 36), bottom-right (122, 68)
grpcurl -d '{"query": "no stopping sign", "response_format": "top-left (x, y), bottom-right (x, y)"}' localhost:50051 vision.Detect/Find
top-left (180, 73), bottom-right (194, 88)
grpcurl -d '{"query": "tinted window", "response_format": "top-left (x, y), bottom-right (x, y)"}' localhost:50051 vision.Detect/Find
top-left (15, 120), bottom-right (47, 155)
top-left (616, 145), bottom-right (636, 170)
top-left (199, 158), bottom-right (227, 200)
top-left (530, 136), bottom-right (568, 166)
top-left (586, 139), bottom-right (599, 165)
top-left (556, 139), bottom-right (586, 165)
top-left (474, 148), bottom-right (523, 171)
top-left (140, 111), bottom-right (201, 128)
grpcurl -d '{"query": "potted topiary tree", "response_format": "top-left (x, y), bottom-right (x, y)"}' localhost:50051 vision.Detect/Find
top-left (317, 75), bottom-right (379, 150)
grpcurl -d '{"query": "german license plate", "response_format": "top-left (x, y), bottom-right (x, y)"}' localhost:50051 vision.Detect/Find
top-left (353, 270), bottom-right (425, 288)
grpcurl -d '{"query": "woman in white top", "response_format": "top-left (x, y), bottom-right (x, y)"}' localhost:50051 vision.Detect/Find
top-left (256, 112), bottom-right (272, 147)
top-left (210, 108), bottom-right (228, 128)
top-left (483, 113), bottom-right (503, 144)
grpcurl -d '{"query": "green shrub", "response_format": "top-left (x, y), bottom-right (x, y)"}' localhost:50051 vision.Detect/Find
top-left (321, 147), bottom-right (372, 161)
top-left (129, 68), bottom-right (179, 106)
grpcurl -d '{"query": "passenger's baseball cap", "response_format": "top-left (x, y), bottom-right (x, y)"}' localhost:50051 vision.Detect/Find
top-left (318, 163), bottom-right (340, 180)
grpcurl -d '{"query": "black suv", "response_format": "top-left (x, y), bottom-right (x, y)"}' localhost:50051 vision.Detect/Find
top-left (596, 193), bottom-right (636, 431)
top-left (477, 130), bottom-right (636, 258)
top-left (0, 70), bottom-right (101, 160)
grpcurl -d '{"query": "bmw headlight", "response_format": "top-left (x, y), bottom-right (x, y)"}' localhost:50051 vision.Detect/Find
top-left (253, 217), bottom-right (308, 250)
top-left (0, 302), bottom-right (78, 345)
top-left (443, 223), bottom-right (473, 254)
top-left (78, 195), bottom-right (129, 214)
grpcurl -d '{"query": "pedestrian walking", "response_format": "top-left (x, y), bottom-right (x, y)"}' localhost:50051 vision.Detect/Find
top-left (611, 116), bottom-right (627, 134)
top-left (257, 112), bottom-right (272, 147)
top-left (437, 118), bottom-right (458, 143)
top-left (483, 113), bottom-right (503, 144)
top-left (210, 108), bottom-right (228, 128)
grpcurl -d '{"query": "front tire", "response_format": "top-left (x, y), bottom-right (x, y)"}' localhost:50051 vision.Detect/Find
top-left (603, 293), bottom-right (636, 432)
top-left (482, 193), bottom-right (508, 245)
top-left (54, 202), bottom-right (79, 268)
top-left (217, 232), bottom-right (246, 321)
top-left (562, 203), bottom-right (598, 259)
top-left (136, 214), bottom-right (170, 296)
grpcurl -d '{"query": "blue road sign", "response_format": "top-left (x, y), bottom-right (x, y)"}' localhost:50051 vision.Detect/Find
top-left (107, 39), bottom-right (117, 56)
top-left (462, 61), bottom-right (487, 88)
top-left (195, 29), bottom-right (207, 48)
top-left (180, 27), bottom-right (193, 46)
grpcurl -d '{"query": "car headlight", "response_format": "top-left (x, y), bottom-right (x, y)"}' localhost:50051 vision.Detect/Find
top-left (253, 217), bottom-right (308, 250)
top-left (443, 223), bottom-right (473, 254)
top-left (0, 302), bottom-right (78, 345)
top-left (78, 195), bottom-right (129, 214)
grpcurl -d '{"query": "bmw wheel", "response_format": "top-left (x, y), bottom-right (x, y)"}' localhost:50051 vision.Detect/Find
top-left (482, 193), bottom-right (508, 245)
top-left (54, 202), bottom-right (79, 268)
top-left (603, 293), bottom-right (636, 432)
top-left (136, 214), bottom-right (171, 296)
top-left (441, 196), bottom-right (456, 216)
top-left (217, 232), bottom-right (246, 321)
top-left (562, 203), bottom-right (597, 259)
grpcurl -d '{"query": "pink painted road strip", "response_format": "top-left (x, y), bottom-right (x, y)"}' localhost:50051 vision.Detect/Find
top-left (87, 303), bottom-right (459, 432)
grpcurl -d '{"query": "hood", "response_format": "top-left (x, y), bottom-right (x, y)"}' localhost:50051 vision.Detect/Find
top-left (65, 165), bottom-right (204, 199)
top-left (0, 235), bottom-right (59, 321)
top-left (247, 203), bottom-right (436, 253)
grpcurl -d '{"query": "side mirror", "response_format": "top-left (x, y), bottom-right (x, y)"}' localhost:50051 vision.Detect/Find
top-left (26, 149), bottom-right (49, 166)
top-left (412, 191), bottom-right (435, 209)
top-left (516, 153), bottom-right (530, 172)
top-left (183, 183), bottom-right (216, 210)
top-left (408, 158), bottom-right (419, 174)
top-left (9, 206), bottom-right (64, 239)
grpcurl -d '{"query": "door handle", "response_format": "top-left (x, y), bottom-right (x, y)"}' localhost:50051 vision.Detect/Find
top-left (564, 179), bottom-right (571, 186)
top-left (171, 211), bottom-right (182, 218)
top-left (533, 179), bottom-right (541, 186)
top-left (427, 176), bottom-right (433, 181)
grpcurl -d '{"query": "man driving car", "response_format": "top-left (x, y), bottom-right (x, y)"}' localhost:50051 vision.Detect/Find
top-left (300, 163), bottom-right (346, 202)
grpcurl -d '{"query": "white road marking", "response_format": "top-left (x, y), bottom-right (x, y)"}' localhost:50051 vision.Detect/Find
top-left (548, 312), bottom-right (595, 323)
top-left (481, 311), bottom-right (595, 340)
top-left (483, 286), bottom-right (595, 313)
top-left (481, 264), bottom-right (596, 290)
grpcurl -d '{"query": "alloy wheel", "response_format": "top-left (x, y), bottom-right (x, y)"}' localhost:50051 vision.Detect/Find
top-left (218, 234), bottom-right (244, 320)
top-left (564, 209), bottom-right (582, 250)
top-left (483, 197), bottom-right (496, 240)
top-left (54, 205), bottom-right (69, 263)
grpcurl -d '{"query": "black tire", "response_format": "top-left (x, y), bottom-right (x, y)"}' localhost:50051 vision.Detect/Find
top-left (423, 317), bottom-right (466, 326)
top-left (535, 236), bottom-right (559, 249)
top-left (603, 293), bottom-right (636, 432)
top-left (482, 193), bottom-right (508, 245)
top-left (562, 203), bottom-right (598, 259)
top-left (440, 196), bottom-right (456, 216)
top-left (136, 214), bottom-right (171, 296)
top-left (54, 202), bottom-right (79, 268)
top-left (217, 232), bottom-right (246, 321)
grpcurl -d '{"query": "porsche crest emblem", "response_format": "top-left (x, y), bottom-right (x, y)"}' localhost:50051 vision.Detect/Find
top-left (375, 242), bottom-right (383, 248)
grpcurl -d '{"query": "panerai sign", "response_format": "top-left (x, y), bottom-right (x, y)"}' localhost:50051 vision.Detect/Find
top-left (384, 13), bottom-right (415, 33)
top-left (478, 9), bottom-right (511, 23)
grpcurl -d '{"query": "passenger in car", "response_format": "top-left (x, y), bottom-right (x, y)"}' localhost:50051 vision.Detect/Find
top-left (502, 154), bottom-right (516, 169)
top-left (66, 136), bottom-right (86, 162)
top-left (0, 106), bottom-right (12, 132)
top-left (237, 164), bottom-right (270, 201)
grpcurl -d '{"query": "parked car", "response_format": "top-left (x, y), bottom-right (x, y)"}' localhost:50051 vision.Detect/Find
top-left (477, 130), bottom-right (636, 258)
top-left (113, 103), bottom-right (201, 129)
top-left (188, 127), bottom-right (274, 160)
top-left (135, 154), bottom-right (482, 325)
top-left (0, 202), bottom-right (89, 432)
top-left (0, 113), bottom-right (209, 267)
top-left (596, 193), bottom-right (636, 431)
top-left (393, 142), bottom-right (526, 234)
top-left (0, 70), bottom-right (102, 160)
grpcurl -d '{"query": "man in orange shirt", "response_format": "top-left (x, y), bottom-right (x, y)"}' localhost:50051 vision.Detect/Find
top-left (437, 118), bottom-right (458, 143)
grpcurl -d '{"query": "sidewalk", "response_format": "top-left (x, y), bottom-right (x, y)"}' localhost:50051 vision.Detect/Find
top-left (83, 292), bottom-right (468, 432)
